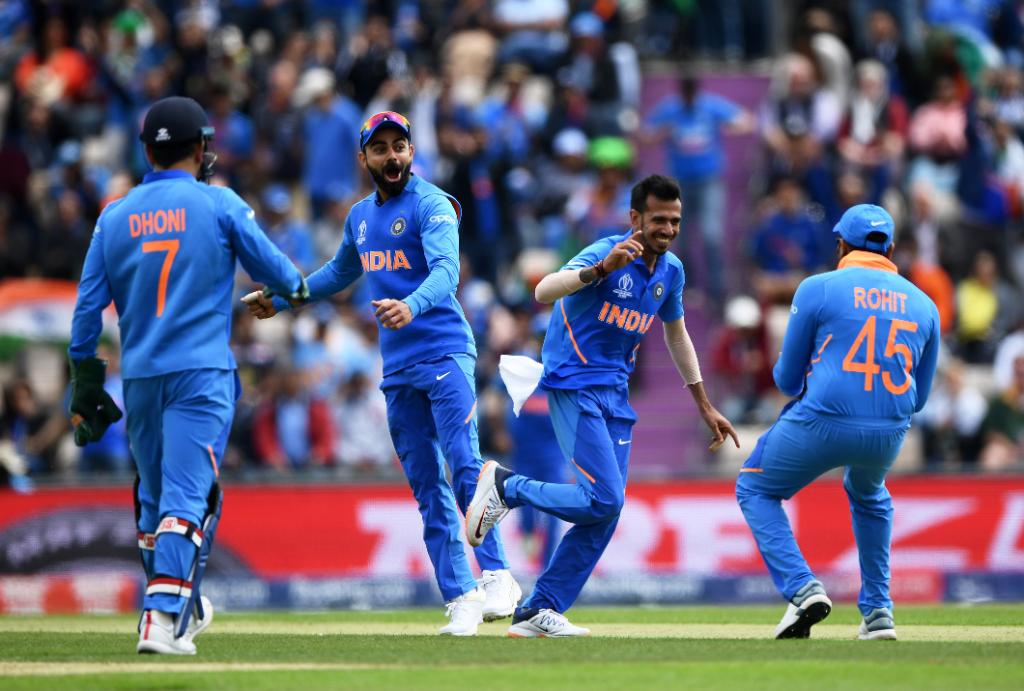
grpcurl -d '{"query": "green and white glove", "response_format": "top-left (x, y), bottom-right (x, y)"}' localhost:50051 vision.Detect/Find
top-left (69, 357), bottom-right (124, 446)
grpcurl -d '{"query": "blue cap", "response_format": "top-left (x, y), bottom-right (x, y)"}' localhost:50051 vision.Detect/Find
top-left (570, 12), bottom-right (604, 38)
top-left (359, 111), bottom-right (411, 150)
top-left (262, 184), bottom-right (291, 214)
top-left (833, 204), bottom-right (894, 252)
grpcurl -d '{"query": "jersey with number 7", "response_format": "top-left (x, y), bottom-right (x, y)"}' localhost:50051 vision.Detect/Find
top-left (773, 251), bottom-right (941, 424)
top-left (70, 169), bottom-right (304, 377)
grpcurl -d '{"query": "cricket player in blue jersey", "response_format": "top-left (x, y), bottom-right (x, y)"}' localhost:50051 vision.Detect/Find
top-left (735, 204), bottom-right (940, 640)
top-left (68, 97), bottom-right (308, 655)
top-left (244, 112), bottom-right (519, 635)
top-left (467, 175), bottom-right (739, 637)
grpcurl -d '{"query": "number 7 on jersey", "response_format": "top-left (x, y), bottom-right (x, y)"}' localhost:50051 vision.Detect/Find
top-left (142, 239), bottom-right (179, 317)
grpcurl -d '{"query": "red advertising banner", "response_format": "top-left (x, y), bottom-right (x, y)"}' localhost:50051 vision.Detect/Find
top-left (1, 477), bottom-right (1021, 579)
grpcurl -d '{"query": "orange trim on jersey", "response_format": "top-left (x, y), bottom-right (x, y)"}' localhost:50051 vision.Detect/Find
top-left (463, 400), bottom-right (478, 425)
top-left (838, 250), bottom-right (897, 273)
top-left (807, 333), bottom-right (834, 378)
top-left (207, 444), bottom-right (219, 479)
top-left (572, 459), bottom-right (596, 484)
top-left (739, 468), bottom-right (764, 473)
top-left (560, 300), bottom-right (588, 364)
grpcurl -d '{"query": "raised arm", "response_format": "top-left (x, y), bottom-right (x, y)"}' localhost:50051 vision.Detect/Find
top-left (534, 231), bottom-right (644, 304)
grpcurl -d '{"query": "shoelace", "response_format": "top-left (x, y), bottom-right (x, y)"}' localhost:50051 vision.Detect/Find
top-left (537, 609), bottom-right (567, 629)
top-left (445, 597), bottom-right (475, 620)
top-left (481, 496), bottom-right (509, 529)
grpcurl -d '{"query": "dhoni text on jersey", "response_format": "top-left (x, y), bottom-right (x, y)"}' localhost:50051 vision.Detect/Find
top-left (129, 209), bottom-right (187, 237)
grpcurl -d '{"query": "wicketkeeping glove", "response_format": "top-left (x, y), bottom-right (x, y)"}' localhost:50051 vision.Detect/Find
top-left (263, 275), bottom-right (310, 305)
top-left (69, 357), bottom-right (123, 446)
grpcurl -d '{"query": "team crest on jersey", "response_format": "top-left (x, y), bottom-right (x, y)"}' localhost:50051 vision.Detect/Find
top-left (390, 217), bottom-right (407, 236)
top-left (357, 219), bottom-right (367, 245)
top-left (613, 273), bottom-right (634, 299)
top-left (653, 282), bottom-right (664, 300)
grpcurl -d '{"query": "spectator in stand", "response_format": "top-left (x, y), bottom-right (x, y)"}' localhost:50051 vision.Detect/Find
top-left (531, 128), bottom-right (592, 249)
top-left (857, 7), bottom-right (922, 105)
top-left (979, 352), bottom-right (1024, 470)
top-left (710, 295), bottom-right (777, 425)
top-left (916, 354), bottom-right (988, 467)
top-left (645, 74), bottom-right (755, 304)
top-left (206, 81), bottom-right (254, 185)
top-left (342, 13), bottom-right (408, 110)
top-left (748, 176), bottom-right (824, 304)
top-left (332, 372), bottom-right (395, 471)
top-left (957, 250), bottom-right (1023, 363)
top-left (907, 74), bottom-right (967, 220)
top-left (565, 136), bottom-right (634, 249)
top-left (14, 13), bottom-right (93, 104)
top-left (760, 52), bottom-right (842, 175)
top-left (252, 59), bottom-right (305, 184)
top-left (557, 13), bottom-right (625, 136)
top-left (0, 378), bottom-right (69, 476)
top-left (837, 60), bottom-right (909, 201)
top-left (994, 326), bottom-right (1024, 390)
top-left (299, 67), bottom-right (362, 218)
top-left (259, 184), bottom-right (317, 273)
top-left (493, 0), bottom-right (569, 75)
top-left (253, 363), bottom-right (335, 470)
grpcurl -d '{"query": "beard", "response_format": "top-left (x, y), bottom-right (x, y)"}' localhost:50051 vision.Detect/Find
top-left (369, 158), bottom-right (412, 198)
top-left (641, 224), bottom-right (673, 256)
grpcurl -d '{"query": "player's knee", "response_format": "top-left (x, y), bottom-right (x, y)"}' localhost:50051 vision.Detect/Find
top-left (591, 491), bottom-right (624, 522)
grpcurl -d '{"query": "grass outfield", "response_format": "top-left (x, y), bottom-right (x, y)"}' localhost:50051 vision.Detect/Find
top-left (1, 605), bottom-right (1022, 690)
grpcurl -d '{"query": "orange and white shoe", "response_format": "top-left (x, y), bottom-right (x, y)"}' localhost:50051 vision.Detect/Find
top-left (466, 461), bottom-right (512, 548)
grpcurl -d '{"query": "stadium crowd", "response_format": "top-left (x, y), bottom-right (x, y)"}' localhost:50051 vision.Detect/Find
top-left (0, 0), bottom-right (1023, 487)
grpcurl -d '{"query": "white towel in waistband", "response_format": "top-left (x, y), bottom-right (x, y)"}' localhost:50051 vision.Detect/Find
top-left (498, 354), bottom-right (545, 417)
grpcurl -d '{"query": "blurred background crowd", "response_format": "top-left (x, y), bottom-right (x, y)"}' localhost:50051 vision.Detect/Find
top-left (1, 0), bottom-right (1023, 489)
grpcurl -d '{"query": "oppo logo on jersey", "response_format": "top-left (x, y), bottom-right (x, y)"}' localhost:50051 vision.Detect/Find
top-left (597, 301), bottom-right (656, 334)
top-left (129, 209), bottom-right (187, 237)
top-left (360, 249), bottom-right (412, 272)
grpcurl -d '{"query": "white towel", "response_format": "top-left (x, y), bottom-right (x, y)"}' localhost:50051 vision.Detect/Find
top-left (498, 354), bottom-right (545, 417)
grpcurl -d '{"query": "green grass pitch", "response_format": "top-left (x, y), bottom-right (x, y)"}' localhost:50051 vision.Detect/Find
top-left (2, 605), bottom-right (1023, 690)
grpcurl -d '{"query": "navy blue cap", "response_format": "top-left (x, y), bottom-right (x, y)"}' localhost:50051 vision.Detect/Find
top-left (833, 204), bottom-right (895, 252)
top-left (359, 111), bottom-right (411, 150)
top-left (140, 96), bottom-right (214, 147)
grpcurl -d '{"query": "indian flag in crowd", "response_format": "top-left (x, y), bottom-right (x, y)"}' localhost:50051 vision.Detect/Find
top-left (0, 279), bottom-right (117, 343)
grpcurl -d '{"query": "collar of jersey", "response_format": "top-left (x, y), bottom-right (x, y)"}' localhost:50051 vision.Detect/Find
top-left (838, 250), bottom-right (897, 273)
top-left (142, 169), bottom-right (194, 184)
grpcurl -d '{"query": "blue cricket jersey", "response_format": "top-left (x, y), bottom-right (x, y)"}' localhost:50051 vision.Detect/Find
top-left (70, 169), bottom-right (304, 379)
top-left (278, 174), bottom-right (475, 375)
top-left (541, 231), bottom-right (686, 390)
top-left (774, 250), bottom-right (941, 428)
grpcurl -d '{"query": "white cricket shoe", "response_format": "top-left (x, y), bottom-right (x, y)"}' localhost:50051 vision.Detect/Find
top-left (858, 608), bottom-right (898, 640)
top-left (507, 608), bottom-right (591, 638)
top-left (481, 569), bottom-right (522, 622)
top-left (774, 580), bottom-right (832, 639)
top-left (184, 596), bottom-right (214, 643)
top-left (137, 610), bottom-right (197, 655)
top-left (466, 461), bottom-right (511, 548)
top-left (439, 587), bottom-right (485, 636)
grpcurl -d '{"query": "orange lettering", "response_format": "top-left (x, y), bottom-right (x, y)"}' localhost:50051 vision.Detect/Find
top-left (898, 292), bottom-right (907, 314)
top-left (625, 310), bottom-right (642, 332)
top-left (854, 287), bottom-right (867, 309)
top-left (130, 215), bottom-right (141, 238)
top-left (867, 288), bottom-right (881, 310)
top-left (360, 252), bottom-right (370, 272)
top-left (154, 209), bottom-right (167, 234)
top-left (608, 305), bottom-right (627, 328)
top-left (640, 314), bottom-right (655, 334)
top-left (393, 250), bottom-right (411, 270)
top-left (370, 252), bottom-right (385, 271)
top-left (140, 211), bottom-right (154, 236)
top-left (598, 301), bottom-right (611, 321)
top-left (167, 208), bottom-right (181, 232)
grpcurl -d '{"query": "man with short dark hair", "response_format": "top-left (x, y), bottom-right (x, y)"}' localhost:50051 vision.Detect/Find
top-left (245, 111), bottom-right (520, 636)
top-left (69, 96), bottom-right (308, 655)
top-left (735, 204), bottom-right (941, 641)
top-left (467, 174), bottom-right (738, 637)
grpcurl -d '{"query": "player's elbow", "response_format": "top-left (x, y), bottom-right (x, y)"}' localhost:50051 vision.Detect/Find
top-left (534, 285), bottom-right (555, 304)
top-left (772, 368), bottom-right (802, 397)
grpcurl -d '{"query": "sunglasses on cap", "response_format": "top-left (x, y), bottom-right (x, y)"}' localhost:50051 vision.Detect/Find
top-left (359, 111), bottom-right (411, 150)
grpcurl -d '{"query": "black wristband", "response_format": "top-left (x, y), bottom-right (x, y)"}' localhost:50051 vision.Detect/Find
top-left (594, 261), bottom-right (608, 279)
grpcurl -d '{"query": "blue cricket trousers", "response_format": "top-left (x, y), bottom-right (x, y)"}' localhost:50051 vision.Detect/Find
top-left (382, 354), bottom-right (508, 601)
top-left (124, 368), bottom-right (236, 613)
top-left (735, 409), bottom-right (906, 616)
top-left (504, 385), bottom-right (635, 613)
